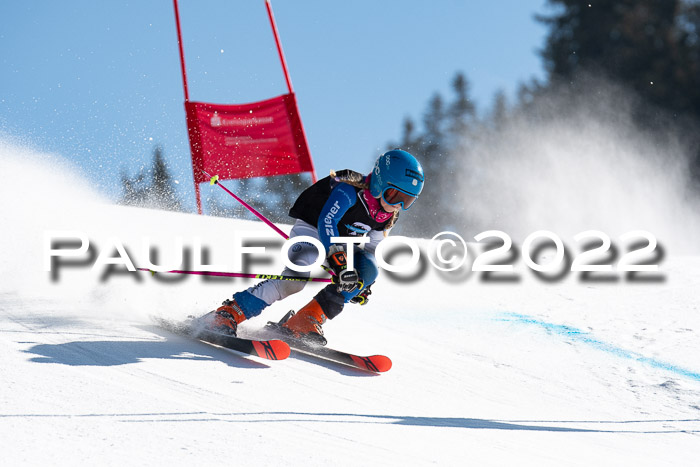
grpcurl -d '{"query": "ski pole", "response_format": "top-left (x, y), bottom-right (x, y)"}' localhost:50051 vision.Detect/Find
top-left (202, 170), bottom-right (335, 276)
top-left (203, 170), bottom-right (290, 240)
top-left (138, 267), bottom-right (332, 282)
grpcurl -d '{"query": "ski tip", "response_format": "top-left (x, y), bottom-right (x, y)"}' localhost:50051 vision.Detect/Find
top-left (350, 355), bottom-right (392, 373)
top-left (252, 340), bottom-right (291, 361)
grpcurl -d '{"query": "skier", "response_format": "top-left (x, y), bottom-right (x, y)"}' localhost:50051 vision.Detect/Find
top-left (199, 149), bottom-right (424, 345)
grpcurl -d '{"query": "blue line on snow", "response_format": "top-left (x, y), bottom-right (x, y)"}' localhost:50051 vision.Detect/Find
top-left (497, 313), bottom-right (700, 382)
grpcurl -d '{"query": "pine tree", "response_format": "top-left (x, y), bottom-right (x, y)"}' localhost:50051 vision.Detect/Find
top-left (119, 145), bottom-right (183, 212)
top-left (537, 0), bottom-right (700, 119)
top-left (150, 146), bottom-right (183, 212)
top-left (489, 90), bottom-right (508, 130)
top-left (120, 169), bottom-right (147, 207)
top-left (395, 117), bottom-right (421, 155)
top-left (408, 93), bottom-right (447, 234)
top-left (384, 72), bottom-right (481, 234)
top-left (537, 0), bottom-right (700, 181)
top-left (447, 72), bottom-right (476, 144)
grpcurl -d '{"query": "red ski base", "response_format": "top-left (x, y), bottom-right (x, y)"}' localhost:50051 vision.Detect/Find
top-left (348, 354), bottom-right (392, 373)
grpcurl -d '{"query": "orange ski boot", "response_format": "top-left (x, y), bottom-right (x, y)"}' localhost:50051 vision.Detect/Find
top-left (200, 298), bottom-right (247, 336)
top-left (281, 299), bottom-right (328, 346)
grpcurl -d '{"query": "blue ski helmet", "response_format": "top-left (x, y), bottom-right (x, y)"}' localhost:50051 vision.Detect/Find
top-left (369, 149), bottom-right (424, 210)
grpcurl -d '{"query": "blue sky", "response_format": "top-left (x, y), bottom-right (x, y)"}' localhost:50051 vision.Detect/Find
top-left (1, 0), bottom-right (549, 212)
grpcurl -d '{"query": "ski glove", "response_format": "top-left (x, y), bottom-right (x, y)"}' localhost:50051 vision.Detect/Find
top-left (350, 284), bottom-right (372, 305)
top-left (327, 245), bottom-right (361, 293)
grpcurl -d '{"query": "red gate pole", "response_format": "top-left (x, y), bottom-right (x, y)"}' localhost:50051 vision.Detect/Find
top-left (173, 0), bottom-right (190, 102)
top-left (265, 0), bottom-right (293, 94)
top-left (265, 0), bottom-right (317, 183)
top-left (173, 0), bottom-right (204, 214)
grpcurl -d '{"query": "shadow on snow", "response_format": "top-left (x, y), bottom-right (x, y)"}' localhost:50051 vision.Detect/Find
top-left (224, 412), bottom-right (700, 433)
top-left (23, 327), bottom-right (270, 370)
top-left (5, 411), bottom-right (695, 434)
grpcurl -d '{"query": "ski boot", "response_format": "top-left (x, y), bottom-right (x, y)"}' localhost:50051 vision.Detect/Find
top-left (199, 298), bottom-right (247, 336)
top-left (280, 299), bottom-right (328, 347)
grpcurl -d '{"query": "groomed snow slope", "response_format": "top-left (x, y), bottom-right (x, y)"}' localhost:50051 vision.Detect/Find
top-left (1, 142), bottom-right (699, 466)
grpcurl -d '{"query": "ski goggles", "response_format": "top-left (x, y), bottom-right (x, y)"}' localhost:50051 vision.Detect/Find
top-left (382, 186), bottom-right (418, 210)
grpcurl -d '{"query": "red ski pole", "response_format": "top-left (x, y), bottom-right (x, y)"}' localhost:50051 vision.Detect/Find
top-left (138, 267), bottom-right (331, 282)
top-left (202, 171), bottom-right (335, 276)
top-left (203, 171), bottom-right (290, 240)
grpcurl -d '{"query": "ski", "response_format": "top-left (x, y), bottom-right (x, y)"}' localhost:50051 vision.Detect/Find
top-left (288, 338), bottom-right (392, 373)
top-left (262, 319), bottom-right (392, 373)
top-left (153, 317), bottom-right (291, 361)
